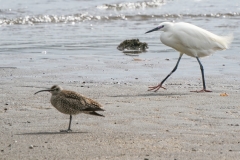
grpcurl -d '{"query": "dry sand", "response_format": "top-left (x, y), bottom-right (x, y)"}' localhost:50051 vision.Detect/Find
top-left (1, 54), bottom-right (240, 159)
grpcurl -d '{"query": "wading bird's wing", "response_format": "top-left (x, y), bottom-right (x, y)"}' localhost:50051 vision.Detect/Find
top-left (171, 22), bottom-right (232, 57)
top-left (59, 90), bottom-right (104, 111)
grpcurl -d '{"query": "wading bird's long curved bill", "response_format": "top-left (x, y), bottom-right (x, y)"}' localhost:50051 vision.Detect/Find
top-left (145, 26), bottom-right (162, 34)
top-left (34, 89), bottom-right (53, 95)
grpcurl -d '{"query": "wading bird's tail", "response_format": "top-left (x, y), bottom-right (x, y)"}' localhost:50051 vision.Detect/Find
top-left (89, 111), bottom-right (105, 117)
top-left (222, 34), bottom-right (233, 49)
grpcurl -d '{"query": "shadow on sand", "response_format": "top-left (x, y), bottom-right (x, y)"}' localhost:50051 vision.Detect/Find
top-left (17, 131), bottom-right (88, 135)
top-left (110, 92), bottom-right (190, 98)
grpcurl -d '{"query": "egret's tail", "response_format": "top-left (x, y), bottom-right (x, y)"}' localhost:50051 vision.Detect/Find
top-left (221, 34), bottom-right (233, 49)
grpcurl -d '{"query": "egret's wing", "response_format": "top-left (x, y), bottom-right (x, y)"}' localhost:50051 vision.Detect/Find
top-left (173, 23), bottom-right (231, 51)
top-left (59, 90), bottom-right (103, 111)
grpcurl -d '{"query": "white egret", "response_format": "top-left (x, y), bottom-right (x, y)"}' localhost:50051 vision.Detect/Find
top-left (145, 22), bottom-right (233, 92)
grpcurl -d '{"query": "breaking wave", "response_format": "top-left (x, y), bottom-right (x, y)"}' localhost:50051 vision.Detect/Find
top-left (97, 0), bottom-right (165, 10)
top-left (0, 12), bottom-right (239, 26)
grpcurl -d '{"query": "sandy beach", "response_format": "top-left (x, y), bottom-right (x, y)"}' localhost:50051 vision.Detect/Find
top-left (1, 0), bottom-right (240, 159)
top-left (1, 53), bottom-right (240, 160)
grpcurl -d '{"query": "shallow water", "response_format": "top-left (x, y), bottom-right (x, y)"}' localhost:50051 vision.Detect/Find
top-left (0, 0), bottom-right (240, 80)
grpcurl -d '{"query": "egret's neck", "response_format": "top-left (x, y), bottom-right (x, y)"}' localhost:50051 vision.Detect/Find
top-left (160, 31), bottom-right (175, 49)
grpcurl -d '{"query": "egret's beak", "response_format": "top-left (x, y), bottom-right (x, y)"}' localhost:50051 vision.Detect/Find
top-left (34, 89), bottom-right (53, 95)
top-left (145, 26), bottom-right (163, 34)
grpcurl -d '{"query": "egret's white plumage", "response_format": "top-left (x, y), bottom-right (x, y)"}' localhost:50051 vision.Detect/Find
top-left (145, 22), bottom-right (233, 92)
top-left (159, 22), bottom-right (233, 57)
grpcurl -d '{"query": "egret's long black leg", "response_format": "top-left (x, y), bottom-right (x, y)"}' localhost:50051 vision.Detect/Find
top-left (197, 57), bottom-right (206, 90)
top-left (148, 53), bottom-right (183, 92)
top-left (191, 57), bottom-right (212, 93)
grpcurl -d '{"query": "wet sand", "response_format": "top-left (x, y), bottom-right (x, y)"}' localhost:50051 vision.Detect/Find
top-left (1, 54), bottom-right (240, 159)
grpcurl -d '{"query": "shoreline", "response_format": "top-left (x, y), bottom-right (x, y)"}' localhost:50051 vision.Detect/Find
top-left (1, 53), bottom-right (240, 159)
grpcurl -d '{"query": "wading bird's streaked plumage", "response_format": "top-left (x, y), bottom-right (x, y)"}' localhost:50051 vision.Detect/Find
top-left (145, 22), bottom-right (233, 92)
top-left (34, 85), bottom-right (104, 132)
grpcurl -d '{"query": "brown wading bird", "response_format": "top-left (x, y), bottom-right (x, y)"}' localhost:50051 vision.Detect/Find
top-left (34, 85), bottom-right (105, 132)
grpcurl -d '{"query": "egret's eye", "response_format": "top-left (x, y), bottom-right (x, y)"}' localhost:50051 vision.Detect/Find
top-left (162, 25), bottom-right (164, 27)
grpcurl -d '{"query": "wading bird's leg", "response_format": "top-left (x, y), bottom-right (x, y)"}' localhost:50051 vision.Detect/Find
top-left (148, 53), bottom-right (183, 92)
top-left (60, 115), bottom-right (72, 132)
top-left (191, 57), bottom-right (212, 93)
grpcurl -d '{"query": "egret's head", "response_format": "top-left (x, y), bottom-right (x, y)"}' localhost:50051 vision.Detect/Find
top-left (34, 85), bottom-right (63, 95)
top-left (145, 22), bottom-right (173, 33)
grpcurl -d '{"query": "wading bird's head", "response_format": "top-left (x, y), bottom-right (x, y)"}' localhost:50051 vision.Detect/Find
top-left (34, 85), bottom-right (63, 95)
top-left (145, 22), bottom-right (173, 33)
